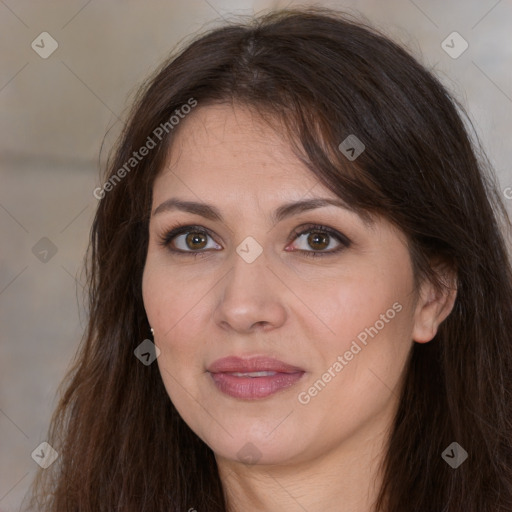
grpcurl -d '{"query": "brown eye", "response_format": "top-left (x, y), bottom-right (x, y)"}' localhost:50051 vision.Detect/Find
top-left (288, 223), bottom-right (351, 258)
top-left (159, 225), bottom-right (222, 254)
top-left (185, 232), bottom-right (208, 250)
top-left (307, 231), bottom-right (330, 250)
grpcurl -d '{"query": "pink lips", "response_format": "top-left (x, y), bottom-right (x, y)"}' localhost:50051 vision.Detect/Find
top-left (207, 356), bottom-right (305, 400)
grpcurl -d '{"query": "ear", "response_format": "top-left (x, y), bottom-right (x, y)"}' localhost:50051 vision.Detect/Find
top-left (412, 266), bottom-right (457, 343)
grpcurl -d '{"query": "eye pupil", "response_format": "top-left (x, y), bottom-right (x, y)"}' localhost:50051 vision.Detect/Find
top-left (308, 232), bottom-right (329, 250)
top-left (186, 232), bottom-right (207, 249)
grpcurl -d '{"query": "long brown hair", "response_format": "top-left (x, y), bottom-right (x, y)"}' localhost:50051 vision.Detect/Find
top-left (26, 7), bottom-right (512, 511)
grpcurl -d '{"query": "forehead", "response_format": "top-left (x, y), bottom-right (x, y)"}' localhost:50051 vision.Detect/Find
top-left (153, 103), bottom-right (321, 198)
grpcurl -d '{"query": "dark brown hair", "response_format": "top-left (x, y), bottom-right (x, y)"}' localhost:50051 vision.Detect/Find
top-left (26, 7), bottom-right (512, 511)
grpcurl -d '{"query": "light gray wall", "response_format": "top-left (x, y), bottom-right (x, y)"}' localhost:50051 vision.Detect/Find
top-left (1, 1), bottom-right (511, 509)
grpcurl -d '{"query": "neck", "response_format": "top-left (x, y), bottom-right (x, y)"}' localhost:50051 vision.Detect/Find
top-left (216, 419), bottom-right (390, 512)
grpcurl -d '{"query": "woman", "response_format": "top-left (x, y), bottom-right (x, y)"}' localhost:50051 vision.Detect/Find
top-left (27, 7), bottom-right (512, 512)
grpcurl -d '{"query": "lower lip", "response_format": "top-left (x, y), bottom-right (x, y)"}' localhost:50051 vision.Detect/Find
top-left (209, 371), bottom-right (305, 400)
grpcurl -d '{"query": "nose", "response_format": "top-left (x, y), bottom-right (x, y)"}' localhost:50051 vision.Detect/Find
top-left (212, 247), bottom-right (287, 334)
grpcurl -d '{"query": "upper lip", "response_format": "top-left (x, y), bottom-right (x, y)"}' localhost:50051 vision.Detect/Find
top-left (207, 356), bottom-right (305, 374)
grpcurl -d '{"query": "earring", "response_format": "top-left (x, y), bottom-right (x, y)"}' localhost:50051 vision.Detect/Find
top-left (150, 327), bottom-right (154, 336)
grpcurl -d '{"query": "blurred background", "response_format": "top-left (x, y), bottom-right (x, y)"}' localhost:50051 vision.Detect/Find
top-left (0, 0), bottom-right (511, 509)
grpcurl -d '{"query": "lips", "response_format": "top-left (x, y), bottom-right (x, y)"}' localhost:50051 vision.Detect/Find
top-left (207, 356), bottom-right (305, 400)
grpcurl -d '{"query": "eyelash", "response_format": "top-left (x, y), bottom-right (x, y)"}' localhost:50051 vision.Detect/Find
top-left (157, 223), bottom-right (351, 259)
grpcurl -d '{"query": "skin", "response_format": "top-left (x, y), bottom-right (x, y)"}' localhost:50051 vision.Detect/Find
top-left (142, 103), bottom-right (457, 512)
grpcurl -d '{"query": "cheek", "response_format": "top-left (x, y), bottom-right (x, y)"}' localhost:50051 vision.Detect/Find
top-left (142, 263), bottom-right (208, 425)
top-left (312, 270), bottom-right (408, 348)
top-left (303, 266), bottom-right (415, 406)
top-left (143, 257), bottom-right (199, 333)
top-left (305, 274), bottom-right (414, 400)
top-left (142, 258), bottom-right (209, 370)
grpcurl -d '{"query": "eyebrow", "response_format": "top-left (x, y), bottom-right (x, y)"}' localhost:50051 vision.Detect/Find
top-left (152, 197), bottom-right (373, 226)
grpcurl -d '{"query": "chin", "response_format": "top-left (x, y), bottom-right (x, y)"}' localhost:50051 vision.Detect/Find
top-left (201, 423), bottom-right (305, 466)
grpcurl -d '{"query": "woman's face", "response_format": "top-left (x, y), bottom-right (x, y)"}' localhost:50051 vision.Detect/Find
top-left (142, 103), bottom-right (432, 467)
